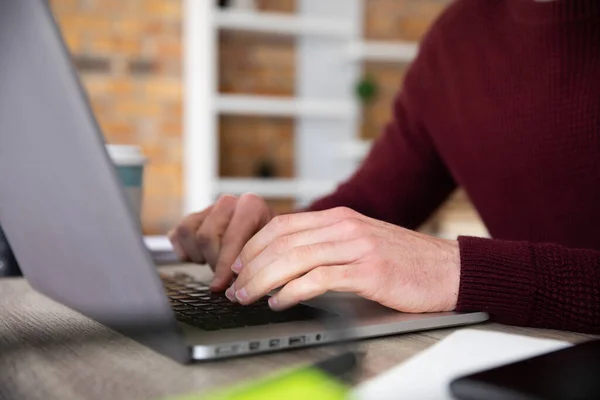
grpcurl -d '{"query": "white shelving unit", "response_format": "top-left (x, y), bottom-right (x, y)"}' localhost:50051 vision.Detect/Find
top-left (184, 0), bottom-right (217, 213)
top-left (184, 1), bottom-right (418, 214)
top-left (216, 94), bottom-right (357, 119)
top-left (348, 40), bottom-right (418, 63)
top-left (217, 178), bottom-right (337, 198)
top-left (338, 139), bottom-right (373, 160)
top-left (216, 10), bottom-right (353, 37)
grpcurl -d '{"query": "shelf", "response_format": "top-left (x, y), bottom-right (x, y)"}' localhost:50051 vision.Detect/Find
top-left (215, 10), bottom-right (353, 38)
top-left (338, 139), bottom-right (373, 160)
top-left (348, 40), bottom-right (418, 63)
top-left (216, 94), bottom-right (357, 119)
top-left (216, 178), bottom-right (337, 198)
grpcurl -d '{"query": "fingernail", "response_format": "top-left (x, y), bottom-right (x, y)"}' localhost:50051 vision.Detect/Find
top-left (225, 286), bottom-right (237, 302)
top-left (235, 288), bottom-right (248, 303)
top-left (231, 257), bottom-right (243, 273)
top-left (268, 296), bottom-right (279, 310)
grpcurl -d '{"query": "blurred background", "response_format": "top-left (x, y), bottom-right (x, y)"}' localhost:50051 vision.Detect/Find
top-left (48, 0), bottom-right (488, 239)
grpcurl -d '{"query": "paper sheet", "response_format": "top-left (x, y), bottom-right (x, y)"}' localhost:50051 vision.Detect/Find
top-left (144, 235), bottom-right (175, 252)
top-left (354, 329), bottom-right (571, 400)
top-left (143, 235), bottom-right (179, 264)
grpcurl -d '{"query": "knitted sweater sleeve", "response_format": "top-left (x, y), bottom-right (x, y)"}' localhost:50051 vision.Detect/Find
top-left (457, 236), bottom-right (600, 333)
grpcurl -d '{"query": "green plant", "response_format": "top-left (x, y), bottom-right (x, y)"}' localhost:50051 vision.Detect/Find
top-left (355, 74), bottom-right (378, 105)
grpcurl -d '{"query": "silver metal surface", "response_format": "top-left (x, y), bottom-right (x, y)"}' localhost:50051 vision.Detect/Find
top-left (0, 0), bottom-right (189, 363)
top-left (187, 293), bottom-right (488, 360)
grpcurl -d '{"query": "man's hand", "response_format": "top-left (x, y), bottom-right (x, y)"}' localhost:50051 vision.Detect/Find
top-left (168, 194), bottom-right (274, 291)
top-left (226, 207), bottom-right (461, 313)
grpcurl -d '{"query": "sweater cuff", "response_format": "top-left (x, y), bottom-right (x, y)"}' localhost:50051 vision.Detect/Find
top-left (456, 236), bottom-right (535, 326)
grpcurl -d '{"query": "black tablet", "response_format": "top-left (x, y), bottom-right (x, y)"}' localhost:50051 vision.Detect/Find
top-left (450, 339), bottom-right (600, 400)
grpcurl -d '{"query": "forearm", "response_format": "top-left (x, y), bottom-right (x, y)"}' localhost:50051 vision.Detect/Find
top-left (456, 236), bottom-right (600, 333)
top-left (307, 115), bottom-right (456, 228)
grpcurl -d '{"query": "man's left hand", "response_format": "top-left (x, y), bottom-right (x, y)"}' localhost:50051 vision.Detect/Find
top-left (225, 207), bottom-right (461, 313)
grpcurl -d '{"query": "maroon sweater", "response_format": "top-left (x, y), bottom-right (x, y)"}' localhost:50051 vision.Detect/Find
top-left (309, 0), bottom-right (600, 333)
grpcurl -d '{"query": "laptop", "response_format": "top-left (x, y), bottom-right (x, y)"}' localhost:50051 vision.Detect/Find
top-left (0, 0), bottom-right (488, 363)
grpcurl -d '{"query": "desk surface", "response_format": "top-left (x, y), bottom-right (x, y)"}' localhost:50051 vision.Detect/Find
top-left (0, 265), bottom-right (597, 400)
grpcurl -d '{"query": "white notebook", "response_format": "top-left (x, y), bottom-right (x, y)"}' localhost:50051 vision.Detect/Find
top-left (354, 329), bottom-right (571, 400)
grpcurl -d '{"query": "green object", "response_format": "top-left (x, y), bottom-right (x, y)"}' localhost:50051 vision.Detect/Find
top-left (167, 367), bottom-right (350, 400)
top-left (355, 75), bottom-right (378, 104)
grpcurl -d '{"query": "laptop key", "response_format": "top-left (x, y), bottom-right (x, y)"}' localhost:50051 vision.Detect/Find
top-left (169, 295), bottom-right (192, 300)
top-left (201, 305), bottom-right (221, 311)
top-left (191, 303), bottom-right (213, 309)
top-left (172, 305), bottom-right (194, 312)
top-left (182, 309), bottom-right (211, 316)
top-left (184, 283), bottom-right (209, 289)
top-left (178, 289), bottom-right (199, 294)
top-left (187, 293), bottom-right (209, 298)
top-left (183, 299), bottom-right (207, 304)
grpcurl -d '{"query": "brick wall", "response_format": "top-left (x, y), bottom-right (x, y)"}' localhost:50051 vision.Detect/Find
top-left (50, 0), bottom-right (183, 234)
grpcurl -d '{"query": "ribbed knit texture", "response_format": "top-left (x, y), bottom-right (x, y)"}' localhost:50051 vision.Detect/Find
top-left (308, 0), bottom-right (600, 333)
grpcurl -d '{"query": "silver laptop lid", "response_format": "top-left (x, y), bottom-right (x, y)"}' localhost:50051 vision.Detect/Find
top-left (0, 0), bottom-right (188, 362)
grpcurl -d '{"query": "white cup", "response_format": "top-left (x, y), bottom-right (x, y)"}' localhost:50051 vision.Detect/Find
top-left (105, 145), bottom-right (147, 219)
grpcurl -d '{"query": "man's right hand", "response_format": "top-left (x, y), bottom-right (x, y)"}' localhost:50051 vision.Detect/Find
top-left (168, 194), bottom-right (274, 291)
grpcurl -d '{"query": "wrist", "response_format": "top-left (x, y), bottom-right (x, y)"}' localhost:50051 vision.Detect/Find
top-left (441, 239), bottom-right (461, 311)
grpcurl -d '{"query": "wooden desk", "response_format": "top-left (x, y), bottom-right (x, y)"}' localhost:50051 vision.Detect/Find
top-left (0, 266), bottom-right (597, 400)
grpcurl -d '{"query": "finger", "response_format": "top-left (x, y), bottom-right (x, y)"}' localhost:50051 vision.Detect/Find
top-left (235, 218), bottom-right (367, 286)
top-left (239, 206), bottom-right (359, 269)
top-left (233, 239), bottom-right (364, 305)
top-left (268, 265), bottom-right (358, 310)
top-left (195, 195), bottom-right (237, 269)
top-left (174, 206), bottom-right (213, 263)
top-left (267, 265), bottom-right (357, 310)
top-left (167, 229), bottom-right (189, 262)
top-left (211, 194), bottom-right (271, 291)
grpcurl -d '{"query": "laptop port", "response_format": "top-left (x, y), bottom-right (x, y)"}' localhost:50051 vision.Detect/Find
top-left (249, 341), bottom-right (260, 351)
top-left (269, 339), bottom-right (280, 348)
top-left (289, 336), bottom-right (305, 346)
top-left (216, 344), bottom-right (239, 355)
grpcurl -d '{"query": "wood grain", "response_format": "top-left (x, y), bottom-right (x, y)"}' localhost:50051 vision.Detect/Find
top-left (0, 266), bottom-right (596, 400)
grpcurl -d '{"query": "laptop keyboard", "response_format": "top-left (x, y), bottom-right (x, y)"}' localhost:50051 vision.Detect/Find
top-left (161, 274), bottom-right (330, 331)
